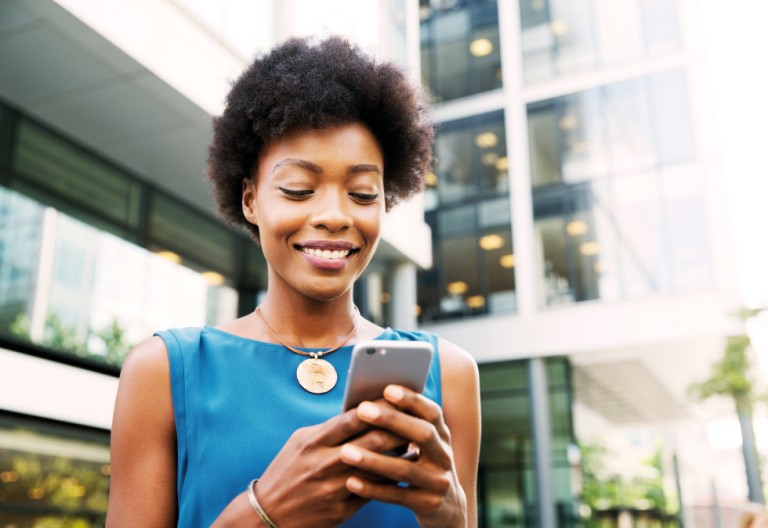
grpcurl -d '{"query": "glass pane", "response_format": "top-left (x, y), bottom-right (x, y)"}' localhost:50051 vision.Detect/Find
top-left (650, 69), bottom-right (695, 164)
top-left (604, 80), bottom-right (655, 173)
top-left (421, 1), bottom-right (502, 102)
top-left (480, 227), bottom-right (516, 313)
top-left (528, 103), bottom-right (562, 186)
top-left (549, 0), bottom-right (597, 73)
top-left (609, 173), bottom-right (667, 297)
top-left (0, 415), bottom-right (110, 526)
top-left (440, 235), bottom-right (480, 316)
top-left (477, 114), bottom-right (508, 194)
top-left (535, 215), bottom-right (575, 305)
top-left (0, 186), bottom-right (238, 366)
top-left (661, 164), bottom-right (712, 291)
top-left (435, 125), bottom-right (473, 203)
top-left (13, 120), bottom-right (141, 230)
top-left (642, 0), bottom-right (681, 50)
top-left (559, 92), bottom-right (609, 183)
top-left (593, 0), bottom-right (643, 64)
top-left (149, 192), bottom-right (237, 276)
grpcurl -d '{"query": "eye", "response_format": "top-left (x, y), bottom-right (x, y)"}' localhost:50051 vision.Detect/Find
top-left (349, 192), bottom-right (379, 204)
top-left (279, 187), bottom-right (313, 199)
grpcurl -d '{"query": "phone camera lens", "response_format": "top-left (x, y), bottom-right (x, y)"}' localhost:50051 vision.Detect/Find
top-left (366, 348), bottom-right (376, 355)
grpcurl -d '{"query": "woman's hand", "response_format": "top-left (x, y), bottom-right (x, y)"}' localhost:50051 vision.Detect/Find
top-left (338, 385), bottom-right (468, 528)
top-left (224, 407), bottom-right (407, 528)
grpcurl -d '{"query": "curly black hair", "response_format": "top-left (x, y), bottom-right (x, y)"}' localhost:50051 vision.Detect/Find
top-left (207, 36), bottom-right (435, 240)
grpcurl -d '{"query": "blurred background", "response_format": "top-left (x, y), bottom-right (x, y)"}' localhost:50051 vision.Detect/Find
top-left (1, 0), bottom-right (767, 526)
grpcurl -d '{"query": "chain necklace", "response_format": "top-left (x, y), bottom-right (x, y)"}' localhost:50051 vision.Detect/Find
top-left (254, 306), bottom-right (359, 394)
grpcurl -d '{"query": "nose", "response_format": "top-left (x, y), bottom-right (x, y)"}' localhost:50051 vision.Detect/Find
top-left (310, 189), bottom-right (352, 233)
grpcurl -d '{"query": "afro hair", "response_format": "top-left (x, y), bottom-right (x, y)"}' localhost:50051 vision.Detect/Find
top-left (207, 36), bottom-right (435, 239)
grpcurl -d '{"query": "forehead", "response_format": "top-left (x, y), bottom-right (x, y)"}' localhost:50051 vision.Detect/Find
top-left (259, 123), bottom-right (384, 169)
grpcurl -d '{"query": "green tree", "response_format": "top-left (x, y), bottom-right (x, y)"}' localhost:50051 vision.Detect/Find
top-left (688, 330), bottom-right (765, 503)
top-left (96, 318), bottom-right (133, 365)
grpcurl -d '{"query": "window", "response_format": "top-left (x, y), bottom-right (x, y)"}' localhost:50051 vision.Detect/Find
top-left (520, 0), bottom-right (681, 83)
top-left (528, 70), bottom-right (710, 306)
top-left (0, 413), bottom-right (110, 526)
top-left (420, 0), bottom-right (502, 103)
top-left (418, 111), bottom-right (515, 321)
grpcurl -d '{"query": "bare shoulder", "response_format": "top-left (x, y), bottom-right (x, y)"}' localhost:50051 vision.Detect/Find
top-left (437, 337), bottom-right (479, 383)
top-left (114, 336), bottom-right (173, 431)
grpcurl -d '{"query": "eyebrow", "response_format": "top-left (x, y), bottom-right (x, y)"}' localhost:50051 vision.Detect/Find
top-left (272, 158), bottom-right (382, 176)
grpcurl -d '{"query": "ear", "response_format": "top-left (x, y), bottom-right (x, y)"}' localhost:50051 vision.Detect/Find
top-left (242, 178), bottom-right (259, 226)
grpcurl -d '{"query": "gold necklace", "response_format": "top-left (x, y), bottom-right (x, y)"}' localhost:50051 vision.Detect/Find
top-left (254, 306), bottom-right (359, 394)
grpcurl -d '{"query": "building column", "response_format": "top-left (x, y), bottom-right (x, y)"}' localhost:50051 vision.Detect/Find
top-left (529, 357), bottom-right (556, 527)
top-left (387, 262), bottom-right (418, 330)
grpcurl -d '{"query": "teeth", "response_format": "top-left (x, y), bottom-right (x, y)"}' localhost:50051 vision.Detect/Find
top-left (302, 248), bottom-right (351, 259)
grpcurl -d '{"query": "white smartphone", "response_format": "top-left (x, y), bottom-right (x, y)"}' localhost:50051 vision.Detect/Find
top-left (341, 340), bottom-right (434, 412)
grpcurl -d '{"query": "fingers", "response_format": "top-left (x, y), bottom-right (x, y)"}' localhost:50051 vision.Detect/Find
top-left (340, 444), bottom-right (449, 491)
top-left (312, 408), bottom-right (373, 446)
top-left (354, 387), bottom-right (450, 464)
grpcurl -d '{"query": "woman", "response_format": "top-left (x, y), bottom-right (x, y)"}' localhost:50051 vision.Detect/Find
top-left (106, 36), bottom-right (480, 527)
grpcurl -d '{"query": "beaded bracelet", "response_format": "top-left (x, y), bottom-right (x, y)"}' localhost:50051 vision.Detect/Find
top-left (247, 479), bottom-right (278, 528)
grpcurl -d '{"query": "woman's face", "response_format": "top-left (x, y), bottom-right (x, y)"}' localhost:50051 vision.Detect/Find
top-left (243, 122), bottom-right (385, 302)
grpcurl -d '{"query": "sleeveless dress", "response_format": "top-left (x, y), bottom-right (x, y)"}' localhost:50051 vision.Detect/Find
top-left (155, 326), bottom-right (442, 528)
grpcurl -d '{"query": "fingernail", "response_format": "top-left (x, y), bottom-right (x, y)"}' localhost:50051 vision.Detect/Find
top-left (384, 385), bottom-right (404, 402)
top-left (358, 402), bottom-right (380, 420)
top-left (347, 477), bottom-right (364, 492)
top-left (340, 444), bottom-right (363, 463)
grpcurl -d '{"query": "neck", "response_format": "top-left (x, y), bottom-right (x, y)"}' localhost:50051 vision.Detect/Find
top-left (255, 294), bottom-right (358, 348)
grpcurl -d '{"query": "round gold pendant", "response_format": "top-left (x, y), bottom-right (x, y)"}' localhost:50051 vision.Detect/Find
top-left (296, 358), bottom-right (337, 394)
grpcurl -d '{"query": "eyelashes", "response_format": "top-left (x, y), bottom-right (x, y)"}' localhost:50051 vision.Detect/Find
top-left (278, 187), bottom-right (379, 203)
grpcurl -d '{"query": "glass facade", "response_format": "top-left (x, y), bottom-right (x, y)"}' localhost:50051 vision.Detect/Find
top-left (420, 0), bottom-right (502, 103)
top-left (0, 100), bottom-right (261, 366)
top-left (0, 412), bottom-right (110, 526)
top-left (528, 70), bottom-right (710, 306)
top-left (520, 0), bottom-right (680, 83)
top-left (418, 111), bottom-right (515, 322)
top-left (478, 358), bottom-right (577, 527)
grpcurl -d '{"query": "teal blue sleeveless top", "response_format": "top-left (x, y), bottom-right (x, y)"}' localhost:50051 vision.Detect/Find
top-left (156, 326), bottom-right (442, 528)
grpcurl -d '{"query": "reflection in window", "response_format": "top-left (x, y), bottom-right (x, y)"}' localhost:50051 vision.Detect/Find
top-left (519, 0), bottom-right (680, 83)
top-left (0, 187), bottom-right (238, 365)
top-left (420, 0), bottom-right (502, 102)
top-left (418, 111), bottom-right (514, 321)
top-left (0, 414), bottom-right (110, 526)
top-left (478, 358), bottom-right (576, 526)
top-left (528, 71), bottom-right (711, 306)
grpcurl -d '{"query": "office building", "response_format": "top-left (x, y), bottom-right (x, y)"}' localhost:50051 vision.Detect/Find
top-left (417, 0), bottom-right (748, 525)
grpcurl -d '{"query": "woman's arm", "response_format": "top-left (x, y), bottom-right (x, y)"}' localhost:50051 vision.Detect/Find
top-left (106, 337), bottom-right (178, 528)
top-left (439, 338), bottom-right (481, 527)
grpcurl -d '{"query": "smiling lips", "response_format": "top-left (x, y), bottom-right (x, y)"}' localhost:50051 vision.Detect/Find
top-left (301, 247), bottom-right (351, 260)
top-left (297, 242), bottom-right (359, 270)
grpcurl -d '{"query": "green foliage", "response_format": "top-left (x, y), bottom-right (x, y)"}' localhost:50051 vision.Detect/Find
top-left (688, 334), bottom-right (756, 412)
top-left (4, 312), bottom-right (133, 366)
top-left (580, 441), bottom-right (671, 514)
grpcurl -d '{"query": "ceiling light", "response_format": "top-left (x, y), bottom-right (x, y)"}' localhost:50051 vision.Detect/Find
top-left (201, 271), bottom-right (225, 286)
top-left (570, 140), bottom-right (589, 152)
top-left (475, 132), bottom-right (498, 149)
top-left (558, 114), bottom-right (577, 130)
top-left (566, 220), bottom-right (588, 236)
top-left (479, 234), bottom-right (505, 250)
top-left (470, 38), bottom-right (494, 57)
top-left (156, 250), bottom-right (181, 264)
top-left (551, 19), bottom-right (569, 37)
top-left (482, 152), bottom-right (499, 165)
top-left (447, 281), bottom-right (468, 295)
top-left (499, 254), bottom-right (515, 268)
top-left (579, 241), bottom-right (599, 256)
top-left (425, 171), bottom-right (438, 187)
top-left (466, 295), bottom-right (486, 308)
top-left (380, 292), bottom-right (391, 304)
top-left (495, 156), bottom-right (509, 172)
